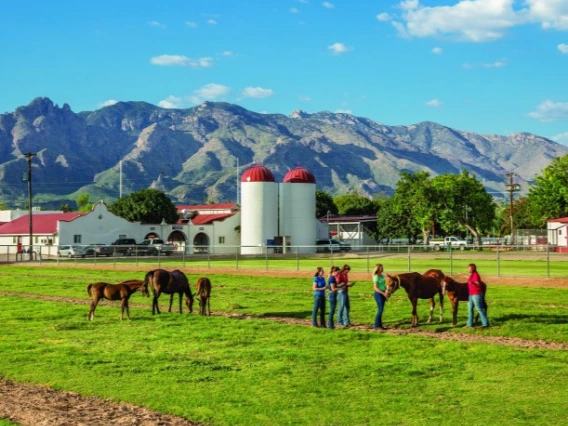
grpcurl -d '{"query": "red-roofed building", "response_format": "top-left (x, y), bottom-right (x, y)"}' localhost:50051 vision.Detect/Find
top-left (175, 203), bottom-right (240, 254)
top-left (548, 217), bottom-right (568, 252)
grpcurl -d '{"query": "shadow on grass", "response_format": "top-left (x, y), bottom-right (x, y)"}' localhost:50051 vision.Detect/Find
top-left (262, 311), bottom-right (312, 319)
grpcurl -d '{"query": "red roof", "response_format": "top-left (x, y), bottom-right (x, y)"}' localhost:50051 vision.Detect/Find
top-left (283, 167), bottom-right (316, 184)
top-left (241, 165), bottom-right (275, 183)
top-left (177, 203), bottom-right (238, 211)
top-left (191, 212), bottom-right (236, 225)
top-left (549, 217), bottom-right (568, 223)
top-left (0, 213), bottom-right (84, 235)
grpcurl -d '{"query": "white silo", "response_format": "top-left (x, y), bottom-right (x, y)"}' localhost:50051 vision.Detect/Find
top-left (279, 167), bottom-right (317, 254)
top-left (240, 165), bottom-right (278, 255)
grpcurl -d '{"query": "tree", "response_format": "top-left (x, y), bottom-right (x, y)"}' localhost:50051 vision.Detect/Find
top-left (59, 203), bottom-right (71, 213)
top-left (390, 171), bottom-right (434, 241)
top-left (76, 193), bottom-right (93, 212)
top-left (431, 171), bottom-right (496, 243)
top-left (376, 197), bottom-right (407, 241)
top-left (527, 155), bottom-right (568, 227)
top-left (108, 189), bottom-right (179, 224)
top-left (316, 190), bottom-right (338, 218)
top-left (333, 192), bottom-right (378, 216)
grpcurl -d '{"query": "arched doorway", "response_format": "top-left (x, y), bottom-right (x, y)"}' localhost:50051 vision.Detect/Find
top-left (169, 231), bottom-right (187, 253)
top-left (193, 232), bottom-right (209, 253)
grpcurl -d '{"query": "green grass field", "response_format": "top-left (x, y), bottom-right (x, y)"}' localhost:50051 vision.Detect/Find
top-left (0, 266), bottom-right (567, 425)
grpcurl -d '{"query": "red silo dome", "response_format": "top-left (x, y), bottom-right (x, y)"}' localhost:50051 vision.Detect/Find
top-left (241, 165), bottom-right (276, 182)
top-left (283, 167), bottom-right (316, 184)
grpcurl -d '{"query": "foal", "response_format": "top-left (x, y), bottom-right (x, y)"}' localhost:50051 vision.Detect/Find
top-left (86, 280), bottom-right (148, 321)
top-left (441, 276), bottom-right (487, 326)
top-left (196, 277), bottom-right (212, 315)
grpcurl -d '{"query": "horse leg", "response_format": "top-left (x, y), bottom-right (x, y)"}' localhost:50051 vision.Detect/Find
top-left (207, 296), bottom-right (211, 316)
top-left (411, 298), bottom-right (418, 327)
top-left (453, 300), bottom-right (459, 326)
top-left (121, 298), bottom-right (130, 320)
top-left (438, 293), bottom-right (444, 323)
top-left (152, 292), bottom-right (161, 315)
top-left (88, 299), bottom-right (98, 321)
top-left (427, 298), bottom-right (434, 323)
top-left (168, 294), bottom-right (174, 312)
top-left (178, 292), bottom-right (183, 314)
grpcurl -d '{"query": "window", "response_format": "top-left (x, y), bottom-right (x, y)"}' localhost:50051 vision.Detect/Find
top-left (73, 235), bottom-right (82, 244)
top-left (218, 236), bottom-right (225, 244)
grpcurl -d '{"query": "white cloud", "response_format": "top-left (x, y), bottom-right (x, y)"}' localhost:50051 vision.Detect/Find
top-left (242, 87), bottom-right (275, 99)
top-left (462, 59), bottom-right (507, 69)
top-left (426, 99), bottom-right (443, 107)
top-left (148, 21), bottom-right (166, 29)
top-left (290, 7), bottom-right (299, 13)
top-left (328, 42), bottom-right (351, 55)
top-left (99, 99), bottom-right (118, 108)
top-left (194, 83), bottom-right (231, 100)
top-left (335, 109), bottom-right (352, 114)
top-left (376, 13), bottom-right (391, 22)
top-left (207, 19), bottom-right (218, 25)
top-left (158, 96), bottom-right (185, 109)
top-left (528, 100), bottom-right (568, 122)
top-left (298, 95), bottom-right (312, 102)
top-left (222, 51), bottom-right (235, 57)
top-left (395, 0), bottom-right (522, 42)
top-left (158, 84), bottom-right (231, 109)
top-left (526, 0), bottom-right (568, 30)
top-left (185, 21), bottom-right (198, 28)
top-left (552, 132), bottom-right (568, 145)
top-left (322, 2), bottom-right (334, 9)
top-left (558, 43), bottom-right (568, 54)
top-left (432, 47), bottom-right (443, 54)
top-left (150, 55), bottom-right (213, 68)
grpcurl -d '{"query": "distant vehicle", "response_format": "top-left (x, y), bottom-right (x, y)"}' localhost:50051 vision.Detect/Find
top-left (316, 239), bottom-right (351, 253)
top-left (428, 236), bottom-right (468, 251)
top-left (111, 238), bottom-right (137, 256)
top-left (58, 245), bottom-right (86, 258)
top-left (138, 238), bottom-right (176, 256)
top-left (85, 244), bottom-right (114, 257)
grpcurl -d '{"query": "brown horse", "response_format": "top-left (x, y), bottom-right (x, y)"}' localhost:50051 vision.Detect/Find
top-left (86, 280), bottom-right (149, 321)
top-left (196, 277), bottom-right (212, 315)
top-left (385, 270), bottom-right (444, 327)
top-left (144, 269), bottom-right (194, 315)
top-left (441, 276), bottom-right (488, 326)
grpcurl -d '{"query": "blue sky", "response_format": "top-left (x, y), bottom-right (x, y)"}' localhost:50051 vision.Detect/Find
top-left (1, 0), bottom-right (567, 144)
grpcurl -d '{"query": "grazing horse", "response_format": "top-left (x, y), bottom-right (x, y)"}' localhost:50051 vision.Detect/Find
top-left (441, 276), bottom-right (487, 326)
top-left (196, 277), bottom-right (212, 316)
top-left (86, 280), bottom-right (149, 321)
top-left (144, 269), bottom-right (194, 315)
top-left (385, 271), bottom-right (444, 327)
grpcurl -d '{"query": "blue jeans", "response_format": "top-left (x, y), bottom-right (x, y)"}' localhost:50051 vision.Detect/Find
top-left (312, 294), bottom-right (326, 327)
top-left (467, 295), bottom-right (489, 327)
top-left (374, 292), bottom-right (386, 328)
top-left (337, 290), bottom-right (350, 325)
top-left (328, 293), bottom-right (337, 329)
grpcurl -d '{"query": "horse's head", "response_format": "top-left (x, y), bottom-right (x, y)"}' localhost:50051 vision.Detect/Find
top-left (441, 277), bottom-right (457, 295)
top-left (385, 274), bottom-right (400, 298)
top-left (141, 281), bottom-right (150, 297)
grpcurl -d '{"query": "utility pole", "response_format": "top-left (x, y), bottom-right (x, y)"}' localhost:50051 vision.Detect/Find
top-left (506, 173), bottom-right (521, 245)
top-left (24, 152), bottom-right (37, 260)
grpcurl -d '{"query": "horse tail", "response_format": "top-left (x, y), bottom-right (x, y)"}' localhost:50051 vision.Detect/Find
top-left (144, 270), bottom-right (155, 291)
top-left (87, 283), bottom-right (93, 297)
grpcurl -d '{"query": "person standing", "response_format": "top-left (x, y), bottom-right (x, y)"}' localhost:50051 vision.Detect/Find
top-left (466, 263), bottom-right (489, 328)
top-left (337, 264), bottom-right (353, 327)
top-left (373, 264), bottom-right (388, 330)
top-left (312, 266), bottom-right (327, 327)
top-left (327, 266), bottom-right (340, 329)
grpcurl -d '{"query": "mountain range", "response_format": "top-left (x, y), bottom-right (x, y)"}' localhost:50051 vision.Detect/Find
top-left (1, 97), bottom-right (566, 209)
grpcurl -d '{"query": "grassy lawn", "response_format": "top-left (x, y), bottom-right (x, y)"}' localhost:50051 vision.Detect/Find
top-left (0, 266), bottom-right (567, 425)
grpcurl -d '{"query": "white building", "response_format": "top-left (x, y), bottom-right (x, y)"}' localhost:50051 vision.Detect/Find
top-left (547, 217), bottom-right (568, 252)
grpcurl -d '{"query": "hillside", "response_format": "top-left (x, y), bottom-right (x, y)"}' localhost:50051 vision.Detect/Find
top-left (0, 97), bottom-right (566, 208)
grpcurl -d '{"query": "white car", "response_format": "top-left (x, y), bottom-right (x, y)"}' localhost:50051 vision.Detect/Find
top-left (58, 245), bottom-right (86, 258)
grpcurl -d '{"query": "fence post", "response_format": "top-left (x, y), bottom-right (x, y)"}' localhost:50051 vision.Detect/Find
top-left (547, 244), bottom-right (550, 278)
top-left (366, 246), bottom-right (370, 273)
top-left (449, 245), bottom-right (453, 275)
top-left (296, 246), bottom-right (300, 272)
top-left (182, 247), bottom-right (186, 267)
top-left (265, 245), bottom-right (268, 271)
top-left (496, 245), bottom-right (500, 277)
top-left (407, 245), bottom-right (411, 272)
top-left (235, 246), bottom-right (239, 270)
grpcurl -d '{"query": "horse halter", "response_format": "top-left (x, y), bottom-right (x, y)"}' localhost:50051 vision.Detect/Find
top-left (386, 275), bottom-right (401, 297)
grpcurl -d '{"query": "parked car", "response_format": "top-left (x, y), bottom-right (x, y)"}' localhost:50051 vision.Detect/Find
top-left (315, 239), bottom-right (351, 253)
top-left (58, 245), bottom-right (86, 258)
top-left (85, 244), bottom-right (114, 257)
top-left (111, 238), bottom-right (137, 256)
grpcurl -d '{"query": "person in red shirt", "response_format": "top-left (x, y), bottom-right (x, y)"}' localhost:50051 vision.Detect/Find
top-left (336, 264), bottom-right (354, 327)
top-left (466, 263), bottom-right (489, 328)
